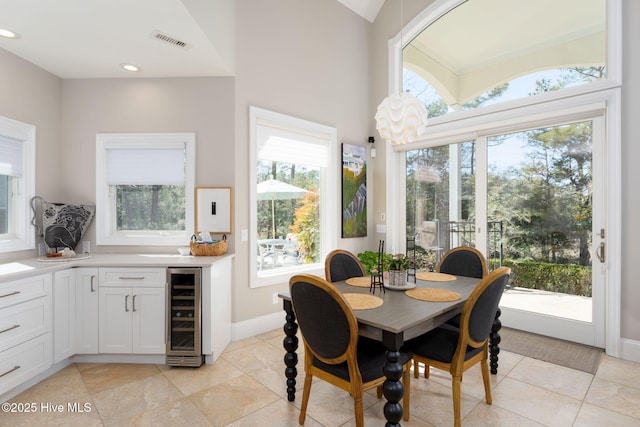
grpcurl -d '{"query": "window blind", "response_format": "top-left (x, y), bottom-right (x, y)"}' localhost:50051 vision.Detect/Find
top-left (257, 124), bottom-right (327, 168)
top-left (0, 135), bottom-right (23, 177)
top-left (106, 148), bottom-right (185, 185)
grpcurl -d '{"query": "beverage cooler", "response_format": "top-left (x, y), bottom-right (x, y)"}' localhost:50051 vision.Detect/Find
top-left (166, 267), bottom-right (203, 367)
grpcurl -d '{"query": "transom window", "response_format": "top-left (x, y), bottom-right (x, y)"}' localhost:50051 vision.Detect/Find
top-left (403, 0), bottom-right (607, 118)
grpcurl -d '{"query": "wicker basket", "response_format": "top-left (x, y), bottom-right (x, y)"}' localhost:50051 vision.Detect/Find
top-left (190, 234), bottom-right (228, 256)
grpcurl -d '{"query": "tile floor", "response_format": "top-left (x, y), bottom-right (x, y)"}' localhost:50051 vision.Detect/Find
top-left (3, 328), bottom-right (640, 426)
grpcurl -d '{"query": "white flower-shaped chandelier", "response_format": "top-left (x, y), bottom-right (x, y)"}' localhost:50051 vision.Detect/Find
top-left (375, 91), bottom-right (428, 145)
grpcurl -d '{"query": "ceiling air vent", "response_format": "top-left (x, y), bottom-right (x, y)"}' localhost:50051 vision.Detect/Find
top-left (150, 30), bottom-right (191, 50)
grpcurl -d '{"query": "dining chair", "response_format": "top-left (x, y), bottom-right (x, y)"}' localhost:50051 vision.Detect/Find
top-left (437, 246), bottom-right (489, 279)
top-left (407, 267), bottom-right (511, 427)
top-left (289, 274), bottom-right (412, 426)
top-left (324, 249), bottom-right (366, 282)
top-left (437, 245), bottom-right (489, 329)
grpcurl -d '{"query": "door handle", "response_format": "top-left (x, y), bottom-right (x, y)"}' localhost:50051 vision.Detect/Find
top-left (90, 275), bottom-right (96, 292)
top-left (125, 295), bottom-right (130, 312)
top-left (596, 242), bottom-right (605, 263)
top-left (132, 295), bottom-right (137, 312)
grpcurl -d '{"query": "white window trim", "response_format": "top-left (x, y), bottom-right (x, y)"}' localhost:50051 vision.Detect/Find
top-left (0, 116), bottom-right (35, 253)
top-left (249, 106), bottom-right (338, 288)
top-left (95, 133), bottom-right (195, 246)
top-left (384, 0), bottom-right (622, 356)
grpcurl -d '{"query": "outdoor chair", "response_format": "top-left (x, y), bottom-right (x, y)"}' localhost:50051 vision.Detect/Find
top-left (407, 267), bottom-right (511, 427)
top-left (289, 274), bottom-right (412, 426)
top-left (324, 249), bottom-right (366, 282)
top-left (257, 242), bottom-right (277, 270)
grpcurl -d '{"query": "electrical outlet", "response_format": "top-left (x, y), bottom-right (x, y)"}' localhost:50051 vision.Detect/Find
top-left (272, 292), bottom-right (279, 304)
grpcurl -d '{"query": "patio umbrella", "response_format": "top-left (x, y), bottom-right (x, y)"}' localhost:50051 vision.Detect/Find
top-left (257, 178), bottom-right (312, 239)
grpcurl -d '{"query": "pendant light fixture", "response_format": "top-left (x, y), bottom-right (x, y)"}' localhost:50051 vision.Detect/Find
top-left (375, 0), bottom-right (428, 146)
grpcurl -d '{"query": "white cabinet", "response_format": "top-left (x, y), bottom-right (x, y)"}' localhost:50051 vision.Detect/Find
top-left (52, 270), bottom-right (75, 363)
top-left (202, 257), bottom-right (232, 362)
top-left (98, 268), bottom-right (166, 354)
top-left (0, 274), bottom-right (52, 396)
top-left (75, 268), bottom-right (98, 354)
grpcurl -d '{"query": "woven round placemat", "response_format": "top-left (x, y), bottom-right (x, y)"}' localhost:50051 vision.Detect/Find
top-left (405, 287), bottom-right (462, 302)
top-left (416, 272), bottom-right (457, 282)
top-left (345, 276), bottom-right (372, 287)
top-left (342, 293), bottom-right (384, 310)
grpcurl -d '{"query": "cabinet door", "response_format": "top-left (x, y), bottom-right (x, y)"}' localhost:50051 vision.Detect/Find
top-left (53, 270), bottom-right (75, 363)
top-left (99, 287), bottom-right (133, 353)
top-left (132, 287), bottom-right (166, 354)
top-left (75, 268), bottom-right (99, 354)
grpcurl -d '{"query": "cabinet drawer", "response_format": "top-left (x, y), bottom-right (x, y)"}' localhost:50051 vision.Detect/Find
top-left (0, 274), bottom-right (51, 309)
top-left (0, 297), bottom-right (50, 353)
top-left (0, 334), bottom-right (52, 396)
top-left (99, 268), bottom-right (166, 287)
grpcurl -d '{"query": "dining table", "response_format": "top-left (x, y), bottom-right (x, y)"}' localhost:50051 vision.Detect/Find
top-left (279, 273), bottom-right (504, 427)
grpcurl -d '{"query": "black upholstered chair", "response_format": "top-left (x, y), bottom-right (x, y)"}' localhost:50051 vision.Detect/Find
top-left (437, 246), bottom-right (488, 279)
top-left (437, 245), bottom-right (489, 328)
top-left (407, 267), bottom-right (511, 427)
top-left (324, 249), bottom-right (366, 282)
top-left (289, 274), bottom-right (412, 426)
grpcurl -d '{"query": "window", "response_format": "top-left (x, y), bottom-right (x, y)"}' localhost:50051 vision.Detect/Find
top-left (402, 0), bottom-right (608, 118)
top-left (249, 107), bottom-right (338, 288)
top-left (96, 133), bottom-right (195, 246)
top-left (0, 115), bottom-right (35, 253)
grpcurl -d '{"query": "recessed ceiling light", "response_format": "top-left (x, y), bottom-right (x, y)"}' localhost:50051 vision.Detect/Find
top-left (0, 28), bottom-right (18, 39)
top-left (120, 63), bottom-right (140, 72)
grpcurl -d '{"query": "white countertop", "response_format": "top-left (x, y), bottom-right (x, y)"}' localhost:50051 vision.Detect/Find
top-left (0, 253), bottom-right (234, 283)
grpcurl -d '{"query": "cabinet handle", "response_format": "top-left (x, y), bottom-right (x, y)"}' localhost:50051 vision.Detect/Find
top-left (90, 275), bottom-right (96, 292)
top-left (125, 295), bottom-right (130, 312)
top-left (0, 324), bottom-right (20, 334)
top-left (0, 290), bottom-right (20, 299)
top-left (132, 295), bottom-right (137, 312)
top-left (118, 276), bottom-right (145, 280)
top-left (0, 365), bottom-right (20, 378)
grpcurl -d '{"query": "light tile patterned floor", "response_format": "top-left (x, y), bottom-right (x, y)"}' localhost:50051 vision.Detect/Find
top-left (3, 328), bottom-right (640, 426)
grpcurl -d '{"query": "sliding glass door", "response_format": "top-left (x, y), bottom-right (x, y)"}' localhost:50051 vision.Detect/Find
top-left (485, 119), bottom-right (605, 347)
top-left (405, 117), bottom-right (606, 347)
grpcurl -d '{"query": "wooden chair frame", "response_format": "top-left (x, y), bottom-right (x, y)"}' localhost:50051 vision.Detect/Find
top-left (437, 245), bottom-right (489, 278)
top-left (290, 274), bottom-right (410, 426)
top-left (324, 249), bottom-right (366, 282)
top-left (412, 267), bottom-right (511, 427)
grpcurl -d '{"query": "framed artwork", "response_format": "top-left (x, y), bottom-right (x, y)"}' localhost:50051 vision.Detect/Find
top-left (195, 187), bottom-right (232, 234)
top-left (341, 143), bottom-right (367, 238)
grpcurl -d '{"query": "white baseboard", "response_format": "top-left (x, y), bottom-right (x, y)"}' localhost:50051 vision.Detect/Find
top-left (619, 338), bottom-right (640, 363)
top-left (231, 311), bottom-right (284, 341)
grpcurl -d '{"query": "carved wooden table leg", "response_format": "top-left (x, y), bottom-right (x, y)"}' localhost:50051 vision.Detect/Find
top-left (489, 307), bottom-right (501, 375)
top-left (382, 331), bottom-right (404, 427)
top-left (283, 299), bottom-right (298, 401)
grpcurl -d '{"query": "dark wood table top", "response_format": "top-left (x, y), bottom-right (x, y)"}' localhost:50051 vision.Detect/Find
top-left (281, 274), bottom-right (480, 342)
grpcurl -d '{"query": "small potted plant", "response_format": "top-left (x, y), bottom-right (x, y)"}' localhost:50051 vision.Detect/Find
top-left (387, 253), bottom-right (408, 286)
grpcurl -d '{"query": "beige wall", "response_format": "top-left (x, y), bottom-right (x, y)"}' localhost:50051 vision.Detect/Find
top-left (0, 48), bottom-right (62, 264)
top-left (1, 0), bottom-right (639, 347)
top-left (232, 0), bottom-right (374, 322)
top-left (620, 0), bottom-right (640, 341)
top-left (371, 0), bottom-right (640, 345)
top-left (59, 77), bottom-right (235, 255)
